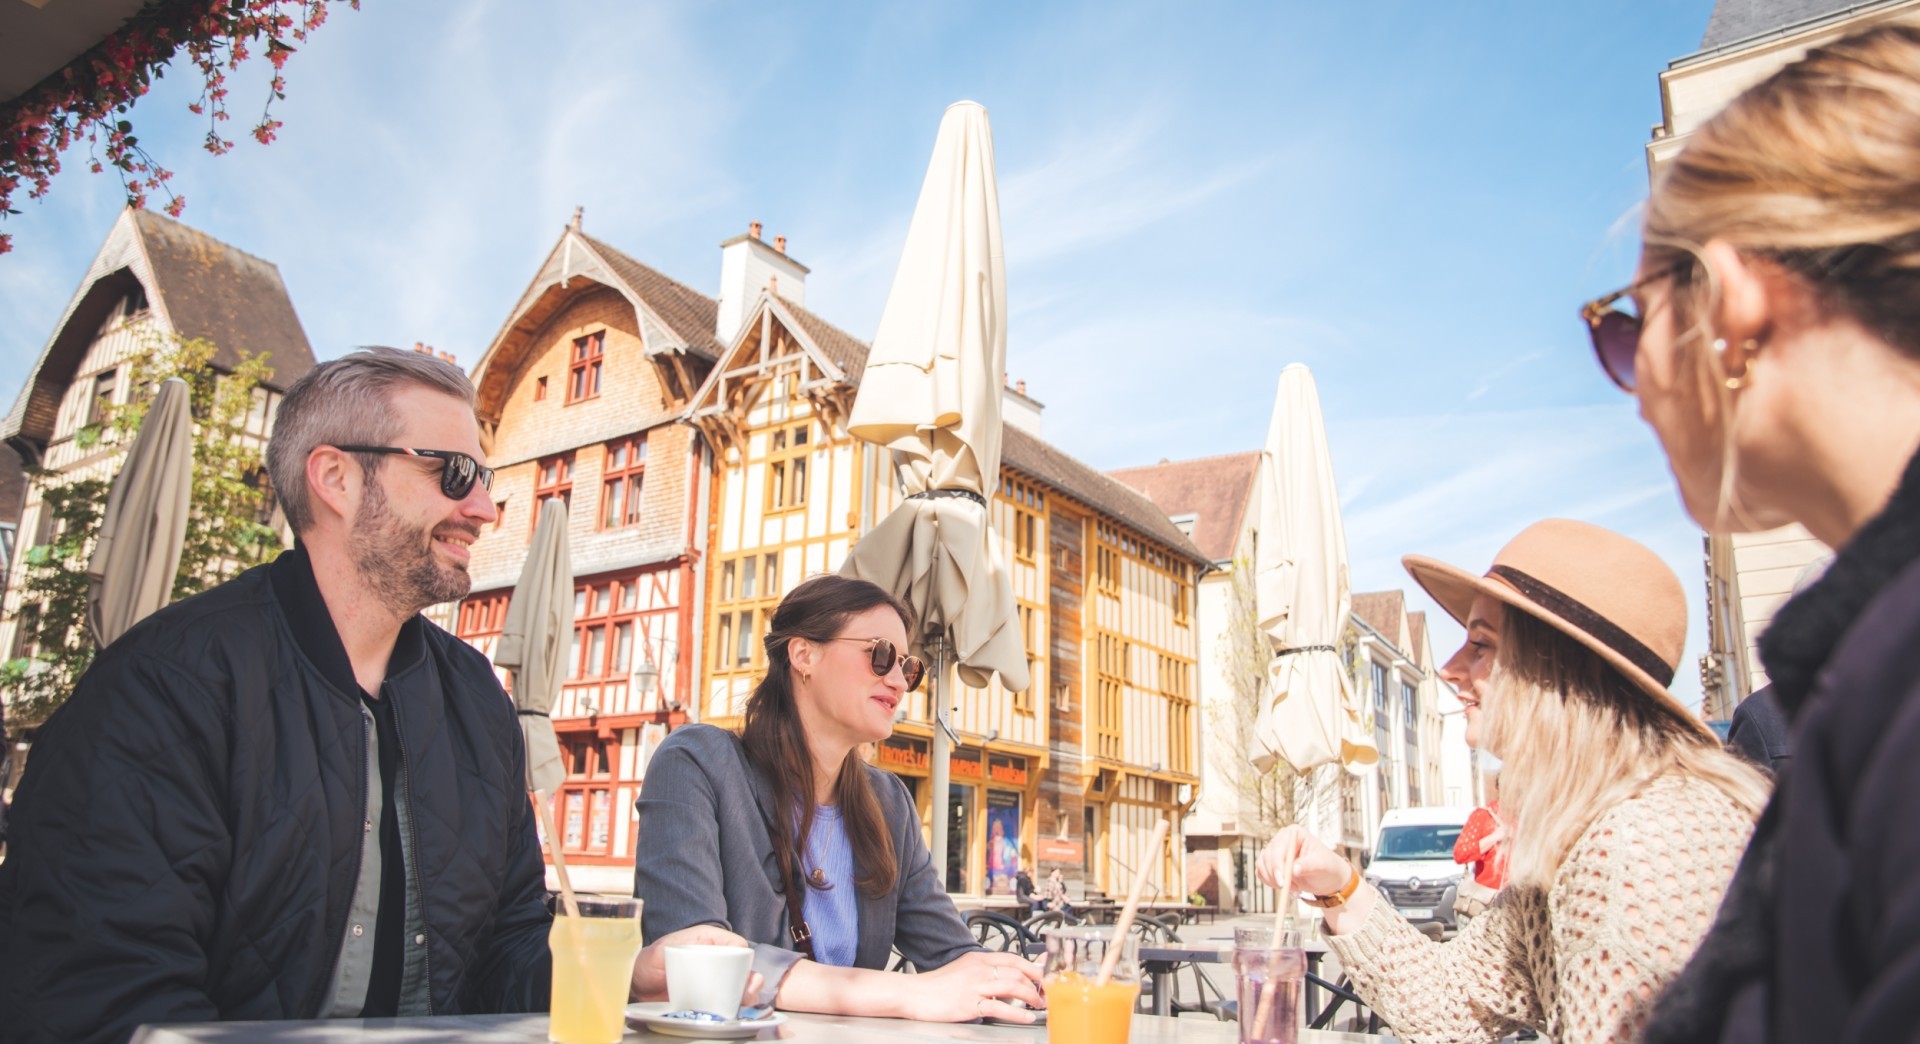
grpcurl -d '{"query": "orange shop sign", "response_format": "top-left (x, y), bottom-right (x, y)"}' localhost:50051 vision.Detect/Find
top-left (1038, 838), bottom-right (1083, 863)
top-left (876, 737), bottom-right (929, 773)
top-left (988, 754), bottom-right (1029, 787)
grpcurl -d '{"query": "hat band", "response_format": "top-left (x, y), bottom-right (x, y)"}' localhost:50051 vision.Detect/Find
top-left (1487, 565), bottom-right (1676, 688)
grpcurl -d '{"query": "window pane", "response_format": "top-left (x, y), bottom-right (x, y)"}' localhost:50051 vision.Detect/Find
top-left (736, 611), bottom-right (754, 666)
top-left (574, 589), bottom-right (588, 618)
top-left (603, 480), bottom-right (623, 528)
top-left (587, 626), bottom-right (607, 677)
top-left (770, 462), bottom-right (787, 507)
top-left (618, 582), bottom-right (636, 612)
top-left (721, 562), bottom-right (736, 602)
top-left (564, 792), bottom-right (585, 850)
top-left (590, 790), bottom-right (611, 849)
top-left (595, 586), bottom-right (611, 617)
top-left (609, 443), bottom-right (626, 469)
top-left (635, 437), bottom-right (649, 461)
top-left (792, 458), bottom-right (807, 501)
top-left (772, 430), bottom-right (788, 452)
top-left (741, 556), bottom-right (757, 600)
top-left (589, 361), bottom-right (601, 395)
top-left (614, 622), bottom-right (633, 674)
top-left (624, 475), bottom-right (644, 523)
top-left (716, 613), bottom-right (733, 670)
top-left (794, 424), bottom-right (808, 446)
top-left (570, 627), bottom-right (583, 677)
top-left (764, 554), bottom-right (779, 596)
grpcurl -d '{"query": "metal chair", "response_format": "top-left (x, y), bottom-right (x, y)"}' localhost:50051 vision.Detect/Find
top-left (964, 909), bottom-right (1040, 953)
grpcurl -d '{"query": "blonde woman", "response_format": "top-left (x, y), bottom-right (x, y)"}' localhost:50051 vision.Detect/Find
top-left (1257, 520), bottom-right (1767, 1043)
top-left (1580, 20), bottom-right (1920, 1041)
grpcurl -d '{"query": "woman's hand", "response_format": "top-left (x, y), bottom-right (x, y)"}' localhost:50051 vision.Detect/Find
top-left (1255, 825), bottom-right (1353, 897)
top-left (630, 925), bottom-right (764, 1006)
top-left (900, 950), bottom-right (1046, 1023)
top-left (1483, 818), bottom-right (1509, 852)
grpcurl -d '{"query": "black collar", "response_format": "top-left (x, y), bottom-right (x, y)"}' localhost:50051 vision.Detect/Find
top-left (268, 544), bottom-right (427, 698)
top-left (1759, 444), bottom-right (1920, 717)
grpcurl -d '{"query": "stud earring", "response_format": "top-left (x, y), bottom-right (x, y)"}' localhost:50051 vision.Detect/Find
top-left (1713, 338), bottom-right (1728, 354)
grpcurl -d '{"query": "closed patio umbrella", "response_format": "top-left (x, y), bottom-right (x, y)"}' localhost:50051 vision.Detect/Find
top-left (1251, 364), bottom-right (1377, 775)
top-left (842, 101), bottom-right (1029, 884)
top-left (495, 497), bottom-right (573, 796)
top-left (87, 377), bottom-right (193, 647)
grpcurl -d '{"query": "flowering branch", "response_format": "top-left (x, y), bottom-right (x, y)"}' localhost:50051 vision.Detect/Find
top-left (0, 0), bottom-right (359, 255)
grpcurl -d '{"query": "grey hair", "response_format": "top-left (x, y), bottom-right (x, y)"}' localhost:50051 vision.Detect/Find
top-left (267, 346), bottom-right (476, 534)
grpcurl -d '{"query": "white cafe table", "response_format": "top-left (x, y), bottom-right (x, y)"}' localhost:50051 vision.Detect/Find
top-left (133, 1010), bottom-right (1398, 1042)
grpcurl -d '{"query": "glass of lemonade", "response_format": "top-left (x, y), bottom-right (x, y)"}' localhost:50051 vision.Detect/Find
top-left (1232, 925), bottom-right (1304, 1044)
top-left (548, 895), bottom-right (644, 1044)
top-left (1044, 926), bottom-right (1140, 1044)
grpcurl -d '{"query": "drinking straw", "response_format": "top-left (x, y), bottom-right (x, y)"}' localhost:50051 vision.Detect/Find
top-left (1096, 818), bottom-right (1171, 988)
top-left (1250, 846), bottom-right (1297, 1032)
top-left (532, 789), bottom-right (583, 919)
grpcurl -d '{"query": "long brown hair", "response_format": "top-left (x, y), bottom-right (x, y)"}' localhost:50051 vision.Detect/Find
top-left (1482, 606), bottom-right (1768, 889)
top-left (742, 574), bottom-right (914, 899)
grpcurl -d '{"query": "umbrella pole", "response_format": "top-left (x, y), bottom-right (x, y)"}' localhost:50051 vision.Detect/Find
top-left (928, 633), bottom-right (951, 894)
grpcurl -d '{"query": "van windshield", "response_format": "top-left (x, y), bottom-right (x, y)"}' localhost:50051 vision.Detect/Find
top-left (1376, 824), bottom-right (1462, 861)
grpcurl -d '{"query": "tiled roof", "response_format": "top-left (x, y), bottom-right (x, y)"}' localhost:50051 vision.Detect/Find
top-left (577, 233), bottom-right (722, 361)
top-left (134, 210), bottom-right (315, 390)
top-left (1699, 0), bottom-right (1869, 49)
top-left (741, 298), bottom-right (1206, 566)
top-left (1352, 591), bottom-right (1406, 650)
top-left (1108, 452), bottom-right (1260, 564)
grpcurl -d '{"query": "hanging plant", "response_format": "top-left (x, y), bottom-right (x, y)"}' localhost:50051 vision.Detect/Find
top-left (0, 0), bottom-right (360, 255)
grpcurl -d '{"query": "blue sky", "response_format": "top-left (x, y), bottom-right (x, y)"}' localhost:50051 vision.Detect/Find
top-left (0, 1), bottom-right (1721, 705)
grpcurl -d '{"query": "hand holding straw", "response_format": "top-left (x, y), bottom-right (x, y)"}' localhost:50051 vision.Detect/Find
top-left (1096, 818), bottom-right (1171, 987)
top-left (1251, 840), bottom-right (1297, 1032)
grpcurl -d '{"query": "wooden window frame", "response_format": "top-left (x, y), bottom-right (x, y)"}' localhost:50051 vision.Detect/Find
top-left (571, 576), bottom-right (648, 681)
top-left (534, 376), bottom-right (549, 402)
top-left (762, 421), bottom-right (812, 515)
top-left (709, 551), bottom-right (784, 681)
top-left (599, 434), bottom-right (648, 530)
top-left (87, 367), bottom-right (118, 428)
top-left (532, 453), bottom-right (574, 538)
top-left (556, 734), bottom-right (617, 856)
top-left (567, 331), bottom-right (605, 405)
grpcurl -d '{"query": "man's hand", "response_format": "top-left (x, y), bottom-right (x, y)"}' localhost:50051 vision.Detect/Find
top-left (630, 925), bottom-right (762, 1006)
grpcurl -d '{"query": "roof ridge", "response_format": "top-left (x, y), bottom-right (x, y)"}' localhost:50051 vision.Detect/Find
top-left (1108, 448), bottom-right (1262, 474)
top-left (575, 231), bottom-right (720, 305)
top-left (132, 208), bottom-right (282, 272)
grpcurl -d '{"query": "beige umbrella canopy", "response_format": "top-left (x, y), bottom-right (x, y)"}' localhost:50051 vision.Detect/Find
top-left (87, 377), bottom-right (193, 647)
top-left (495, 497), bottom-right (573, 795)
top-left (841, 100), bottom-right (1027, 694)
top-left (1251, 364), bottom-right (1378, 775)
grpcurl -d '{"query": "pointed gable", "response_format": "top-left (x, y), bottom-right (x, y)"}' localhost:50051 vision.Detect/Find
top-left (3, 209), bottom-right (313, 459)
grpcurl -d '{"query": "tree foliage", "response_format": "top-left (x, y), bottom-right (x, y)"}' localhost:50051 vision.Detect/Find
top-left (2, 331), bottom-right (281, 724)
top-left (1206, 552), bottom-right (1299, 838)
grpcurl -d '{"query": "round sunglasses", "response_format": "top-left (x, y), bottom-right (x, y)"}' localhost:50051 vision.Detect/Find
top-left (1578, 263), bottom-right (1684, 392)
top-left (334, 445), bottom-right (495, 500)
top-left (825, 636), bottom-right (926, 691)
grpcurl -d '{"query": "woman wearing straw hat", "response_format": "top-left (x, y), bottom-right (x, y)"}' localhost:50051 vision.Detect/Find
top-left (1581, 21), bottom-right (1920, 1040)
top-left (1257, 520), bottom-right (1767, 1043)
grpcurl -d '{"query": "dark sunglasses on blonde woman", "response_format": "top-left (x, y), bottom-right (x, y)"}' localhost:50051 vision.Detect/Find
top-left (826, 636), bottom-right (926, 691)
top-left (1578, 263), bottom-right (1685, 392)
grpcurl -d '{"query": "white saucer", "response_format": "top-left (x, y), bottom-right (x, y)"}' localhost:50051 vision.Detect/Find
top-left (626, 1002), bottom-right (788, 1039)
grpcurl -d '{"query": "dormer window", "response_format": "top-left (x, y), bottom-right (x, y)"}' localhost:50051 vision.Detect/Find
top-left (120, 285), bottom-right (148, 323)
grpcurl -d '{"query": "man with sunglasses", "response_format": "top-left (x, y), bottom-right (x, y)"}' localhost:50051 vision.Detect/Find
top-left (1, 348), bottom-right (549, 1042)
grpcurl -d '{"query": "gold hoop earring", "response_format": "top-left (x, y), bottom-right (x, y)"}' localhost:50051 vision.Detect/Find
top-left (1725, 339), bottom-right (1761, 390)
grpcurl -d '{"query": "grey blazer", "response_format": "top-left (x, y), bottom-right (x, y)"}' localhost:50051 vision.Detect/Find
top-left (633, 724), bottom-right (979, 1006)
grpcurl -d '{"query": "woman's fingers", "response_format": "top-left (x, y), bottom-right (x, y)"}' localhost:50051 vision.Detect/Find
top-left (976, 998), bottom-right (1038, 1024)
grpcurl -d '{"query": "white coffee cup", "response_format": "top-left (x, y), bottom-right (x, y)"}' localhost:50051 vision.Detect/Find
top-left (664, 944), bottom-right (755, 1019)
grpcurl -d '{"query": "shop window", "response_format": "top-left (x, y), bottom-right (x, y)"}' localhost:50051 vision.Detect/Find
top-left (568, 331), bottom-right (604, 404)
top-left (557, 733), bottom-right (616, 855)
top-left (600, 434), bottom-right (648, 529)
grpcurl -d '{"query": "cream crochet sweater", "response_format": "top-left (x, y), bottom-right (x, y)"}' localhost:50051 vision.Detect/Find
top-left (1324, 775), bottom-right (1755, 1044)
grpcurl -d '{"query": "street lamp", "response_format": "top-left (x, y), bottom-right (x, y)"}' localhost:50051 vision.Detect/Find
top-left (631, 636), bottom-right (681, 713)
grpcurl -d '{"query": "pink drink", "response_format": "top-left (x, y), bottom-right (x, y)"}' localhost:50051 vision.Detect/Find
top-left (1232, 931), bottom-right (1304, 1044)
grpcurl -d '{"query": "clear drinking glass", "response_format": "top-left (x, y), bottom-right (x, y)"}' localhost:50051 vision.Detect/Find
top-left (548, 895), bottom-right (644, 1044)
top-left (1233, 925), bottom-right (1304, 1044)
top-left (1044, 926), bottom-right (1140, 1044)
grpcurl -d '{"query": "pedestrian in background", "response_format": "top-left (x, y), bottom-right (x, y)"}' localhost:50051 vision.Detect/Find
top-left (1596, 20), bottom-right (1920, 1042)
top-left (1450, 771), bottom-right (1507, 924)
top-left (1258, 520), bottom-right (1767, 1043)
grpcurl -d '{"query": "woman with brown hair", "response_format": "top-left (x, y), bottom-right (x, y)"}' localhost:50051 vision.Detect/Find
top-left (1256, 520), bottom-right (1768, 1043)
top-left (633, 574), bottom-right (1043, 1022)
top-left (1581, 18), bottom-right (1920, 1040)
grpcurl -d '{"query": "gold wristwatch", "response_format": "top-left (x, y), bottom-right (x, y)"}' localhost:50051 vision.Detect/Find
top-left (1300, 866), bottom-right (1362, 909)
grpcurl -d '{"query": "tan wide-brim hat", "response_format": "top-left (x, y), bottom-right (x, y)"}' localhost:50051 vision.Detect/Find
top-left (1402, 518), bottom-right (1711, 741)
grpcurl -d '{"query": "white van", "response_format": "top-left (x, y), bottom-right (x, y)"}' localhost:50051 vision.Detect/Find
top-left (1364, 806), bottom-right (1471, 935)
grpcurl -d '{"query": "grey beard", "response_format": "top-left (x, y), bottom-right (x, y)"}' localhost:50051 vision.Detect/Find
top-left (349, 478), bottom-right (472, 616)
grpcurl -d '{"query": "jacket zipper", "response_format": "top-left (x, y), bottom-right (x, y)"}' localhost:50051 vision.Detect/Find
top-left (310, 713), bottom-right (372, 1017)
top-left (387, 680), bottom-right (434, 1015)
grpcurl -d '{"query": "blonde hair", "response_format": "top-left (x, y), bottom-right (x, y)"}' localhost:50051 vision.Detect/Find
top-left (1481, 606), bottom-right (1769, 890)
top-left (1643, 18), bottom-right (1920, 525)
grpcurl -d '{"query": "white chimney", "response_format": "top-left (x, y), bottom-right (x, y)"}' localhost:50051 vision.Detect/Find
top-left (1002, 378), bottom-right (1044, 437)
top-left (716, 222), bottom-right (810, 345)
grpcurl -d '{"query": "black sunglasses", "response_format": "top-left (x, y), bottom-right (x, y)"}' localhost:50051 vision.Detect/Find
top-left (335, 445), bottom-right (495, 500)
top-left (1578, 263), bottom-right (1685, 393)
top-left (827, 636), bottom-right (925, 691)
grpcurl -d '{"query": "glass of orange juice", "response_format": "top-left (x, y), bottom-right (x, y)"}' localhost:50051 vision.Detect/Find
top-left (548, 896), bottom-right (643, 1044)
top-left (1043, 926), bottom-right (1140, 1044)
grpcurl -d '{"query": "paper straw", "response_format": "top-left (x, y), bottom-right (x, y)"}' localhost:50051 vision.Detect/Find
top-left (1250, 846), bottom-right (1295, 1032)
top-left (532, 789), bottom-right (584, 920)
top-left (1096, 818), bottom-right (1170, 987)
